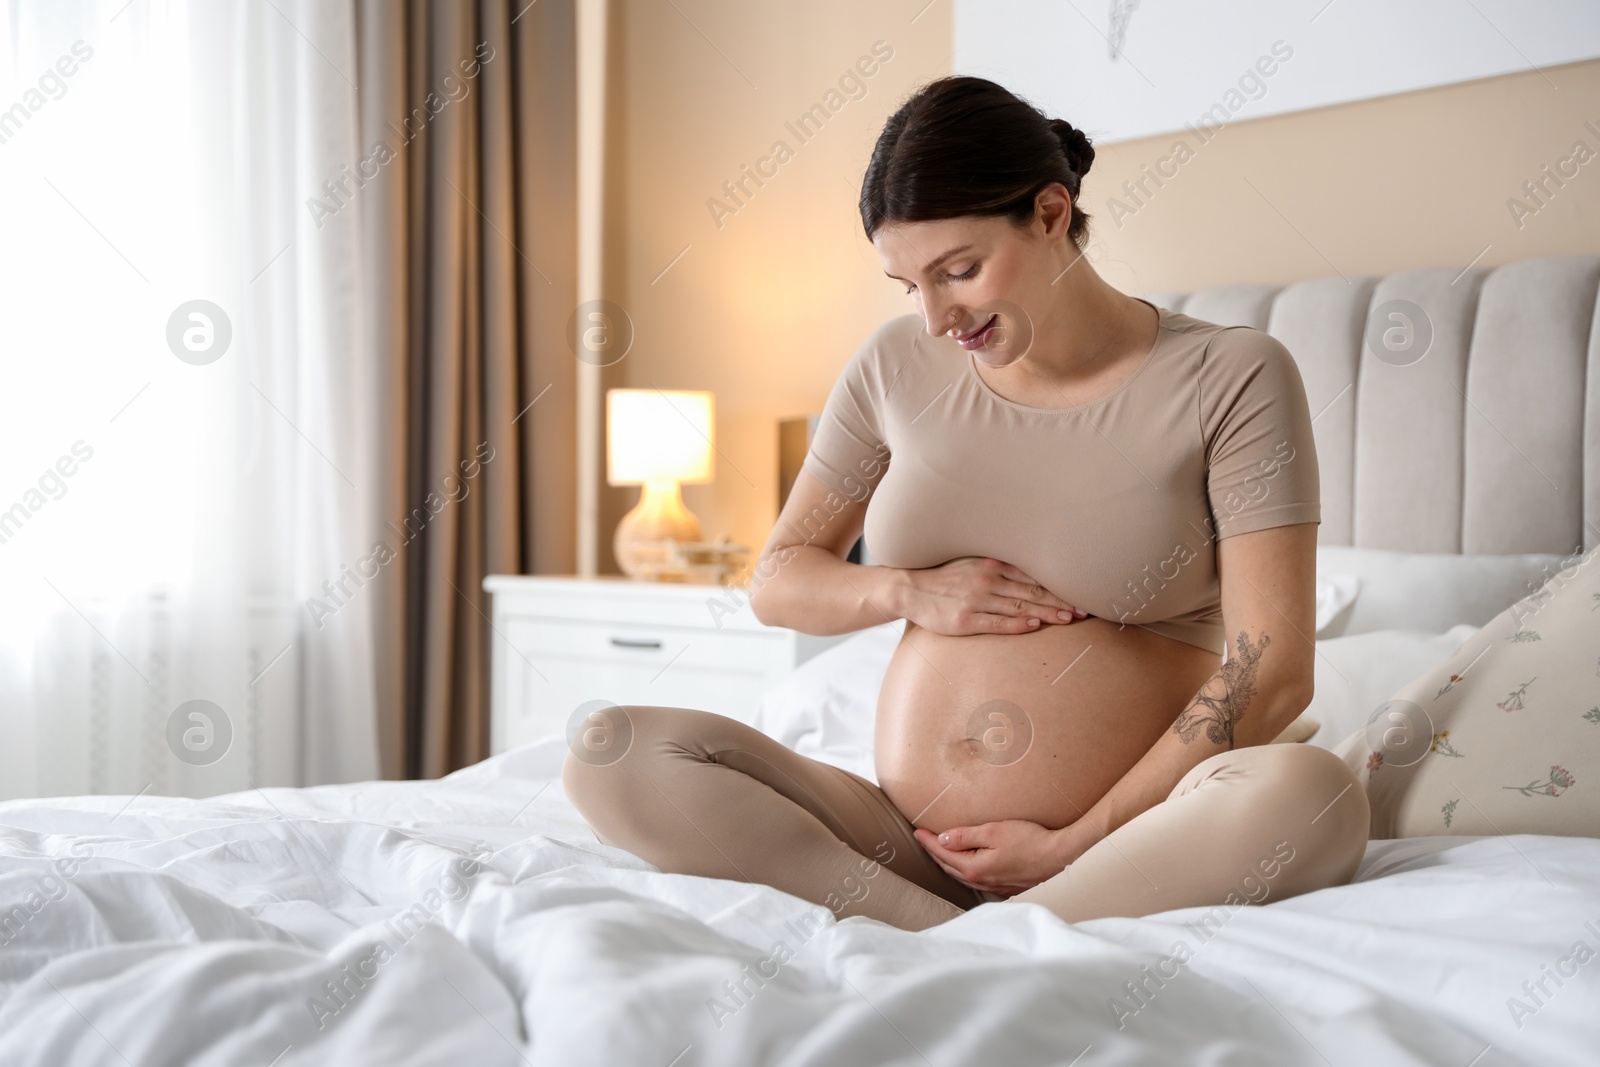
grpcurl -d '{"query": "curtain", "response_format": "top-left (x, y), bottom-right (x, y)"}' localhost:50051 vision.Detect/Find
top-left (354, 0), bottom-right (576, 780)
top-left (0, 0), bottom-right (574, 796)
top-left (0, 0), bottom-right (379, 796)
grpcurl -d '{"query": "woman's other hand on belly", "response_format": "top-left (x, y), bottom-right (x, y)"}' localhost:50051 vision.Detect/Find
top-left (912, 818), bottom-right (1081, 897)
top-left (895, 556), bottom-right (1089, 636)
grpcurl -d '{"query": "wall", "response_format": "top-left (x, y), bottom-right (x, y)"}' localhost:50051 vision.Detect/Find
top-left (596, 0), bottom-right (952, 574)
top-left (1085, 57), bottom-right (1600, 296)
top-left (951, 0), bottom-right (1600, 146)
top-left (596, 16), bottom-right (1600, 573)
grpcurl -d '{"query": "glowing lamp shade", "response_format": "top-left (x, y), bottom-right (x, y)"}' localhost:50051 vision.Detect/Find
top-left (606, 389), bottom-right (714, 485)
top-left (606, 390), bottom-right (714, 577)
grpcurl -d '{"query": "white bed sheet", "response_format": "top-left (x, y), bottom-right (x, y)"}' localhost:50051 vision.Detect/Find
top-left (2, 731), bottom-right (1598, 1066)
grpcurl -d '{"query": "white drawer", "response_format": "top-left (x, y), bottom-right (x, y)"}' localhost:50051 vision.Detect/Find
top-left (498, 616), bottom-right (793, 749)
top-left (485, 574), bottom-right (853, 757)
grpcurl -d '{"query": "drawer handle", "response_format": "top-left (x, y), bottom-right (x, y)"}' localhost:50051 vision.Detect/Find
top-left (609, 636), bottom-right (663, 649)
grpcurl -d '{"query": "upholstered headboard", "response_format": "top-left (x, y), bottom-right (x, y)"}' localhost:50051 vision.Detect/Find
top-left (1144, 254), bottom-right (1600, 556)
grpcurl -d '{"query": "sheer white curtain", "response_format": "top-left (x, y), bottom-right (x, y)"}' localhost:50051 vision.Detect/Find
top-left (0, 0), bottom-right (379, 798)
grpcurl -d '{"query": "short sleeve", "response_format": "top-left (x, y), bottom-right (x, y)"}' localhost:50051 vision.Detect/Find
top-left (1199, 327), bottom-right (1321, 540)
top-left (800, 320), bottom-right (900, 503)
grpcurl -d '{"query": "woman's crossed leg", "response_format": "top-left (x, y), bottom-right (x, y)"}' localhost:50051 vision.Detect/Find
top-left (560, 705), bottom-right (1369, 931)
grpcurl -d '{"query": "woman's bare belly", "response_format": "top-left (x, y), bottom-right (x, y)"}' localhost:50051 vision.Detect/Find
top-left (875, 616), bottom-right (1220, 835)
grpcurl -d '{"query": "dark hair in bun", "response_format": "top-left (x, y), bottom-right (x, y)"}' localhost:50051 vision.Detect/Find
top-left (860, 75), bottom-right (1094, 249)
top-left (1048, 118), bottom-right (1095, 180)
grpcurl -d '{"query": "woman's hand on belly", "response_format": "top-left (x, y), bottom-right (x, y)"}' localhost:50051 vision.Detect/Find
top-left (896, 556), bottom-right (1088, 636)
top-left (911, 818), bottom-right (1072, 897)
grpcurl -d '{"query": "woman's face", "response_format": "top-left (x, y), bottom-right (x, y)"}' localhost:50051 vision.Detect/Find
top-left (872, 186), bottom-right (1073, 367)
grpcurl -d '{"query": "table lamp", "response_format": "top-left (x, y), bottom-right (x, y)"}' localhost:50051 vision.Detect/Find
top-left (607, 389), bottom-right (714, 578)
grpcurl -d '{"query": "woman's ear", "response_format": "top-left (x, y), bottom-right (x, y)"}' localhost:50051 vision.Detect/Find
top-left (1032, 183), bottom-right (1073, 239)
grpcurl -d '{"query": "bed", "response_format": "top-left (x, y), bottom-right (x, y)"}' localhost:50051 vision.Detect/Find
top-left (4, 254), bottom-right (1599, 1065)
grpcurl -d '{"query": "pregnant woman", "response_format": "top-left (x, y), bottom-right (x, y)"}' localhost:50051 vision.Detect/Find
top-left (563, 75), bottom-right (1369, 931)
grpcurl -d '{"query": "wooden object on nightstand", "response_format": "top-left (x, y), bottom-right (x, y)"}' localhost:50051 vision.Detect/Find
top-left (482, 574), bottom-right (852, 756)
top-left (778, 415), bottom-right (869, 565)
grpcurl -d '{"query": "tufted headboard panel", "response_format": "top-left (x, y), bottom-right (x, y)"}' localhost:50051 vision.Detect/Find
top-left (1144, 254), bottom-right (1600, 556)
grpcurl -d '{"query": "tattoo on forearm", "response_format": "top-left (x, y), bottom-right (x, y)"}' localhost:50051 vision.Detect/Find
top-left (1171, 630), bottom-right (1270, 749)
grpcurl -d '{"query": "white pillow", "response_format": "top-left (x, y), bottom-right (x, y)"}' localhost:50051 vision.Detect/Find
top-left (749, 620), bottom-right (901, 781)
top-left (1315, 545), bottom-right (1567, 638)
top-left (1314, 574), bottom-right (1361, 634)
top-left (1302, 624), bottom-right (1481, 750)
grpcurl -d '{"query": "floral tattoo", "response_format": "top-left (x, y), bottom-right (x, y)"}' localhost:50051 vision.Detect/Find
top-left (1172, 630), bottom-right (1270, 749)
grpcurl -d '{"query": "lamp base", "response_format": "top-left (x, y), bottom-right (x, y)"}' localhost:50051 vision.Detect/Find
top-left (615, 479), bottom-right (703, 578)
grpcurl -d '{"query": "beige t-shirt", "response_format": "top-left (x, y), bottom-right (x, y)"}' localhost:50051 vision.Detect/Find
top-left (800, 301), bottom-right (1321, 656)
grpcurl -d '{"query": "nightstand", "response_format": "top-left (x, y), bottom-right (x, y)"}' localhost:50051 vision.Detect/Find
top-left (482, 575), bottom-right (852, 755)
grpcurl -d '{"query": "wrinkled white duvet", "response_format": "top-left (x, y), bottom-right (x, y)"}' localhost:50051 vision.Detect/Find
top-left (2, 734), bottom-right (1597, 1067)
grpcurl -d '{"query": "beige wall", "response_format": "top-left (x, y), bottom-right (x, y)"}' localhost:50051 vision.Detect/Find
top-left (596, 0), bottom-right (952, 574)
top-left (1087, 57), bottom-right (1600, 295)
top-left (596, 8), bottom-right (1600, 574)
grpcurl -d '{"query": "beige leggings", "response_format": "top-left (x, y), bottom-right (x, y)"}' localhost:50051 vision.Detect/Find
top-left (561, 705), bottom-right (1370, 932)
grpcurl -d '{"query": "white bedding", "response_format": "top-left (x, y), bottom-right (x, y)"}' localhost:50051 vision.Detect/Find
top-left (4, 639), bottom-right (1599, 1065)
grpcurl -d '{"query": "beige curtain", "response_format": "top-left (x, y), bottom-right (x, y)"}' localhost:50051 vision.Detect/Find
top-left (356, 0), bottom-right (577, 779)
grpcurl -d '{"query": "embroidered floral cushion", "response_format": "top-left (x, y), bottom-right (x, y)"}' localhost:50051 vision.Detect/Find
top-left (1330, 542), bottom-right (1600, 839)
